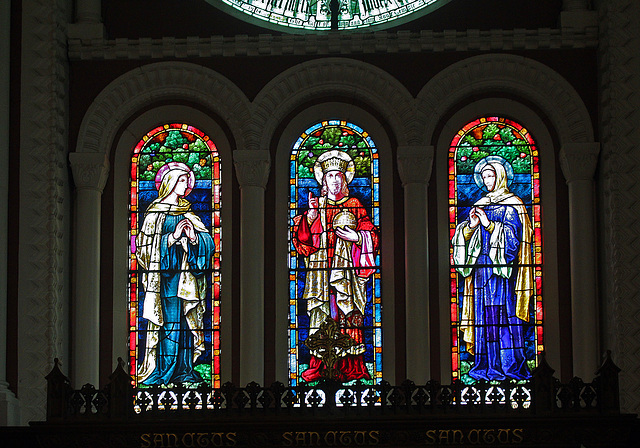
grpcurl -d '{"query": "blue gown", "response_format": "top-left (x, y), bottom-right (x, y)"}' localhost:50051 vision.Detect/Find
top-left (468, 204), bottom-right (531, 381)
top-left (142, 214), bottom-right (215, 385)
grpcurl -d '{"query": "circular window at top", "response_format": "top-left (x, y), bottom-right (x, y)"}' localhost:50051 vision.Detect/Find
top-left (211, 0), bottom-right (452, 32)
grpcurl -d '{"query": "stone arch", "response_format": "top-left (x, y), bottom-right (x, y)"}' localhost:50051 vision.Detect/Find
top-left (251, 57), bottom-right (418, 151)
top-left (417, 54), bottom-right (595, 146)
top-left (74, 61), bottom-right (252, 157)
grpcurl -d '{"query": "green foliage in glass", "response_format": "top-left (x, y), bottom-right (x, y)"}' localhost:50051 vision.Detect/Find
top-left (194, 363), bottom-right (211, 381)
top-left (460, 360), bottom-right (536, 386)
top-left (455, 123), bottom-right (532, 175)
top-left (460, 360), bottom-right (475, 385)
top-left (138, 130), bottom-right (212, 181)
top-left (297, 126), bottom-right (372, 179)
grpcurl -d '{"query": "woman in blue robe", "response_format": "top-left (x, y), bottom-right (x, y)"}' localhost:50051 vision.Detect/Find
top-left (136, 162), bottom-right (215, 385)
top-left (452, 160), bottom-right (535, 381)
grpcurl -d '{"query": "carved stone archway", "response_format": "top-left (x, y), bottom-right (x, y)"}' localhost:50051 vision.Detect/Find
top-left (421, 53), bottom-right (599, 382)
top-left (251, 57), bottom-right (418, 150)
top-left (417, 53), bottom-right (594, 146)
top-left (76, 61), bottom-right (251, 157)
top-left (71, 62), bottom-right (251, 388)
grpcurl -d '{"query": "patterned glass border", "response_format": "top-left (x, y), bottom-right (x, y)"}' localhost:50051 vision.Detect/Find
top-left (289, 120), bottom-right (382, 386)
top-left (129, 123), bottom-right (222, 388)
top-left (449, 116), bottom-right (543, 385)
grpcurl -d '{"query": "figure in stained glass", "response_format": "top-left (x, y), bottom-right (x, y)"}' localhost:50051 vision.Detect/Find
top-left (291, 150), bottom-right (379, 382)
top-left (130, 124), bottom-right (222, 388)
top-left (136, 162), bottom-right (216, 385)
top-left (449, 117), bottom-right (543, 385)
top-left (452, 157), bottom-right (534, 381)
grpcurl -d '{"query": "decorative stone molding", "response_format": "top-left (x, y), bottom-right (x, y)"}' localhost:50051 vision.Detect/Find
top-left (597, 0), bottom-right (640, 414)
top-left (68, 28), bottom-right (598, 61)
top-left (233, 150), bottom-right (271, 189)
top-left (397, 146), bottom-right (435, 187)
top-left (69, 152), bottom-right (110, 193)
top-left (559, 143), bottom-right (600, 183)
top-left (252, 58), bottom-right (417, 150)
top-left (19, 0), bottom-right (71, 424)
top-left (417, 54), bottom-right (595, 147)
top-left (75, 62), bottom-right (251, 159)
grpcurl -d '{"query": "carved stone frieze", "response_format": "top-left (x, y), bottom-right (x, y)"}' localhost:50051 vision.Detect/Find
top-left (233, 150), bottom-right (271, 189)
top-left (559, 143), bottom-right (601, 183)
top-left (397, 146), bottom-right (435, 187)
top-left (19, 0), bottom-right (71, 424)
top-left (68, 28), bottom-right (598, 61)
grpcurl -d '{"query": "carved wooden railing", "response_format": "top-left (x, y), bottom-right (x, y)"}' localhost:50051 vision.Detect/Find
top-left (45, 352), bottom-right (621, 422)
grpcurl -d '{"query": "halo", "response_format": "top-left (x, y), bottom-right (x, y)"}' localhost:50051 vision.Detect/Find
top-left (155, 161), bottom-right (196, 196)
top-left (473, 156), bottom-right (514, 191)
top-left (313, 150), bottom-right (356, 185)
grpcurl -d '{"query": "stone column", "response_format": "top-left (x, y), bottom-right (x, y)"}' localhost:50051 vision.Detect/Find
top-left (397, 146), bottom-right (434, 382)
top-left (69, 152), bottom-right (109, 387)
top-left (233, 150), bottom-right (270, 385)
top-left (68, 0), bottom-right (104, 41)
top-left (0, 0), bottom-right (19, 426)
top-left (559, 143), bottom-right (600, 380)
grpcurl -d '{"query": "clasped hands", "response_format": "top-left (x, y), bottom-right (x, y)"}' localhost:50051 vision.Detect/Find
top-left (173, 218), bottom-right (197, 244)
top-left (468, 207), bottom-right (490, 229)
top-left (307, 192), bottom-right (359, 242)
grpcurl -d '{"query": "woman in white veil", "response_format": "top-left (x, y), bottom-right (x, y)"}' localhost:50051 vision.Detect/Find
top-left (452, 157), bottom-right (535, 381)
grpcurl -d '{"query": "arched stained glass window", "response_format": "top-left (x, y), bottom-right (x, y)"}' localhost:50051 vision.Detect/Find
top-left (449, 117), bottom-right (543, 385)
top-left (129, 123), bottom-right (222, 388)
top-left (288, 120), bottom-right (382, 386)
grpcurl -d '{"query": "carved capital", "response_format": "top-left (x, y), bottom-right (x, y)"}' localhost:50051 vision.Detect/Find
top-left (397, 146), bottom-right (434, 187)
top-left (233, 150), bottom-right (271, 189)
top-left (559, 143), bottom-right (600, 183)
top-left (69, 152), bottom-right (110, 193)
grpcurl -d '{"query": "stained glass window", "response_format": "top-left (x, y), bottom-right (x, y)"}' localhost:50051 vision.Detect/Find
top-left (449, 117), bottom-right (543, 385)
top-left (129, 123), bottom-right (222, 388)
top-left (214, 0), bottom-right (448, 32)
top-left (288, 120), bottom-right (382, 386)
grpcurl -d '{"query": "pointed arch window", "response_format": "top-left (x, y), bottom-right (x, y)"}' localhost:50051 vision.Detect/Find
top-left (129, 123), bottom-right (222, 388)
top-left (449, 117), bottom-right (543, 385)
top-left (288, 120), bottom-right (382, 386)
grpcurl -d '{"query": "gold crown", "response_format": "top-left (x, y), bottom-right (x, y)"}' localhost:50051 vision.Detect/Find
top-left (321, 156), bottom-right (349, 174)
